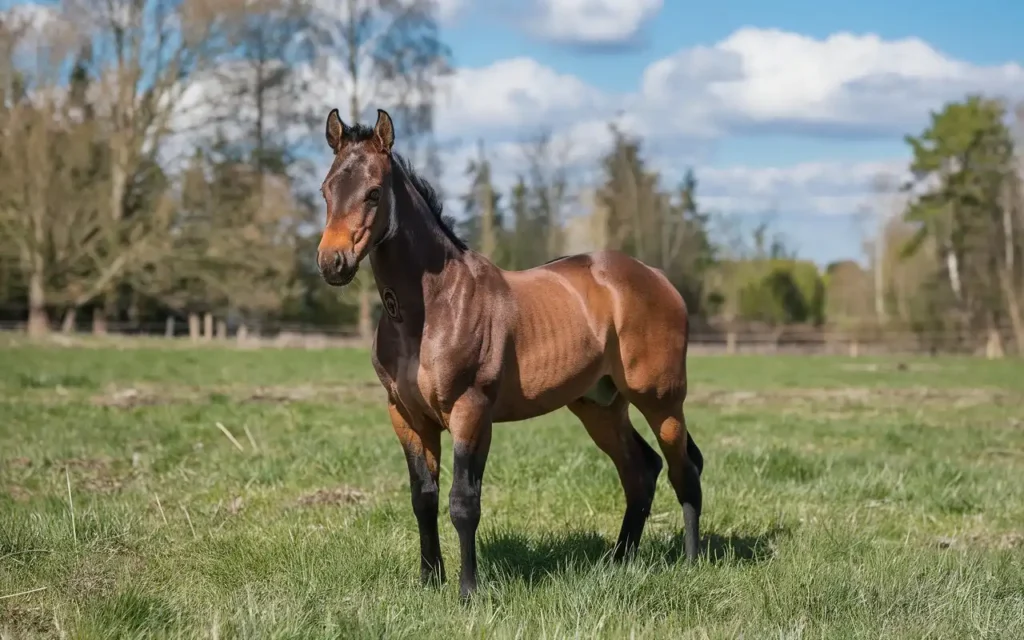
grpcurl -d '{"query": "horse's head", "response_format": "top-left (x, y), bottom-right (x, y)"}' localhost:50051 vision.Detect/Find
top-left (317, 108), bottom-right (396, 287)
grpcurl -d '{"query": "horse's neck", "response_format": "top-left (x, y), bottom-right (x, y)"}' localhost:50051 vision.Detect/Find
top-left (368, 172), bottom-right (462, 329)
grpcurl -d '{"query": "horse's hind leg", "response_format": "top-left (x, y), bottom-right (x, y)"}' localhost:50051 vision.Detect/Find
top-left (635, 400), bottom-right (702, 562)
top-left (568, 396), bottom-right (662, 561)
top-left (687, 432), bottom-right (704, 476)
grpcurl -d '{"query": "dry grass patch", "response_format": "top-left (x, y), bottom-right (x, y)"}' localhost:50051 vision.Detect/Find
top-left (87, 381), bottom-right (382, 409)
top-left (296, 486), bottom-right (372, 508)
top-left (689, 385), bottom-right (1018, 411)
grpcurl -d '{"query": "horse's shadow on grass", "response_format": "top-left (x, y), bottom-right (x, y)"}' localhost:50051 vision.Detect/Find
top-left (480, 523), bottom-right (790, 586)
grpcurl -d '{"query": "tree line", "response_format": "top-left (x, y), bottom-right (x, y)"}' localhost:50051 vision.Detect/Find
top-left (2, 3), bottom-right (1023, 354)
top-left (832, 98), bottom-right (1024, 355)
top-left (0, 0), bottom-right (450, 339)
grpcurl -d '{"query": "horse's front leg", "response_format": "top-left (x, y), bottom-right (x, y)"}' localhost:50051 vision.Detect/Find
top-left (388, 401), bottom-right (445, 586)
top-left (447, 391), bottom-right (493, 600)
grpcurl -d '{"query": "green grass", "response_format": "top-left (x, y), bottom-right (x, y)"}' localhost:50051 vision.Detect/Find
top-left (2, 345), bottom-right (1023, 638)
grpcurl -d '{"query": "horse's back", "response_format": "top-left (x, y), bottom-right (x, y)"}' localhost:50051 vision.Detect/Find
top-left (531, 250), bottom-right (686, 317)
top-left (495, 250), bottom-right (689, 413)
top-left (535, 250), bottom-right (690, 399)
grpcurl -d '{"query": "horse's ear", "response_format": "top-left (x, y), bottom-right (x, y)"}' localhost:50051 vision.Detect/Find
top-left (373, 108), bottom-right (394, 153)
top-left (326, 108), bottom-right (345, 153)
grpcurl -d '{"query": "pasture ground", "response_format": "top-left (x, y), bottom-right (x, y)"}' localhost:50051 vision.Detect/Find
top-left (2, 342), bottom-right (1024, 638)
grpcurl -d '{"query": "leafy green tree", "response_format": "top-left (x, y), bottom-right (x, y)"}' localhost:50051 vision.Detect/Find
top-left (902, 94), bottom-right (1020, 348)
top-left (595, 125), bottom-right (716, 313)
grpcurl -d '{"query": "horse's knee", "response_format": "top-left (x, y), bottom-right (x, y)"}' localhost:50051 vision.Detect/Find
top-left (449, 484), bottom-right (480, 533)
top-left (449, 444), bottom-right (484, 533)
top-left (411, 478), bottom-right (439, 521)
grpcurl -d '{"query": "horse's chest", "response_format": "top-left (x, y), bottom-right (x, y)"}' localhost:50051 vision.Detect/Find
top-left (385, 352), bottom-right (445, 424)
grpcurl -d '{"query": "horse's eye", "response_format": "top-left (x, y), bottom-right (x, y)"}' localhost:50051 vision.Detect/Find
top-left (367, 187), bottom-right (381, 203)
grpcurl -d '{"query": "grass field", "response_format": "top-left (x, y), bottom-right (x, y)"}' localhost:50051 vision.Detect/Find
top-left (2, 343), bottom-right (1024, 638)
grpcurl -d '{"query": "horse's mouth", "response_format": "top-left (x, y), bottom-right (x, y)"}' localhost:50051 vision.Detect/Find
top-left (321, 269), bottom-right (357, 287)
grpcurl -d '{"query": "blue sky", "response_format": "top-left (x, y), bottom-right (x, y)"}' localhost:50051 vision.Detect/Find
top-left (5, 0), bottom-right (1023, 267)
top-left (427, 0), bottom-right (1024, 266)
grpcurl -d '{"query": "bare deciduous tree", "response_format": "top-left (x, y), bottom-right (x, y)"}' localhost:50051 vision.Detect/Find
top-left (0, 9), bottom-right (114, 335)
top-left (62, 0), bottom-right (234, 332)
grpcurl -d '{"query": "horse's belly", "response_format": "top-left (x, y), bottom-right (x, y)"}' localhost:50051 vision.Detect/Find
top-left (492, 343), bottom-right (606, 422)
top-left (492, 270), bottom-right (612, 422)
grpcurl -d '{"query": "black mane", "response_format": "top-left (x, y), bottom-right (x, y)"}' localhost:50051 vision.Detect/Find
top-left (341, 123), bottom-right (467, 251)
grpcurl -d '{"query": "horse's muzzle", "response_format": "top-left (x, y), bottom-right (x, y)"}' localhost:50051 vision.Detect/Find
top-left (317, 249), bottom-right (358, 287)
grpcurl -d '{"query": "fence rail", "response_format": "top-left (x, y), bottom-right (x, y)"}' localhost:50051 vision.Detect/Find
top-left (2, 320), bottom-right (1020, 357)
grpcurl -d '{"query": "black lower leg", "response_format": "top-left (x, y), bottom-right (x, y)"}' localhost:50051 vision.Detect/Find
top-left (613, 433), bottom-right (663, 561)
top-left (614, 503), bottom-right (649, 561)
top-left (686, 432), bottom-right (704, 476)
top-left (450, 442), bottom-right (487, 599)
top-left (677, 459), bottom-right (702, 561)
top-left (407, 454), bottom-right (444, 585)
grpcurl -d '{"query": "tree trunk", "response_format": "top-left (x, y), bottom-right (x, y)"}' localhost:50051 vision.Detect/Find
top-left (478, 142), bottom-right (497, 260)
top-left (188, 313), bottom-right (200, 342)
top-left (127, 292), bottom-right (141, 330)
top-left (203, 312), bottom-right (213, 341)
top-left (26, 167), bottom-right (48, 336)
top-left (874, 239), bottom-right (886, 323)
top-left (61, 307), bottom-right (78, 334)
top-left (216, 319), bottom-right (227, 339)
top-left (97, 130), bottom-right (129, 339)
top-left (998, 269), bottom-right (1024, 354)
top-left (237, 324), bottom-right (249, 344)
top-left (164, 316), bottom-right (175, 338)
top-left (945, 248), bottom-right (962, 301)
top-left (999, 189), bottom-right (1024, 353)
top-left (27, 269), bottom-right (48, 337)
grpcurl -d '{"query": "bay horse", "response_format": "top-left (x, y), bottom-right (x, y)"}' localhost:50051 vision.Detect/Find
top-left (316, 108), bottom-right (704, 599)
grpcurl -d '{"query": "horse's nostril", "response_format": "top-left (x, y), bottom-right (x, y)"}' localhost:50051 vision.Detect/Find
top-left (333, 251), bottom-right (344, 271)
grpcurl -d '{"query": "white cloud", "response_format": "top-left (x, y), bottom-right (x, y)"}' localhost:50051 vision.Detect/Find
top-left (422, 26), bottom-right (1024, 230)
top-left (1, 1), bottom-right (60, 31)
top-left (435, 0), bottom-right (469, 24)
top-left (640, 28), bottom-right (1024, 137)
top-left (434, 137), bottom-right (909, 224)
top-left (434, 57), bottom-right (610, 138)
top-left (432, 27), bottom-right (1024, 152)
top-left (696, 160), bottom-right (909, 217)
top-left (526, 0), bottom-right (663, 45)
top-left (1, 2), bottom-right (79, 63)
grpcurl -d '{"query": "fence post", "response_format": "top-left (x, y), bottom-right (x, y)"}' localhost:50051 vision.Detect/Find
top-left (986, 328), bottom-right (1004, 359)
